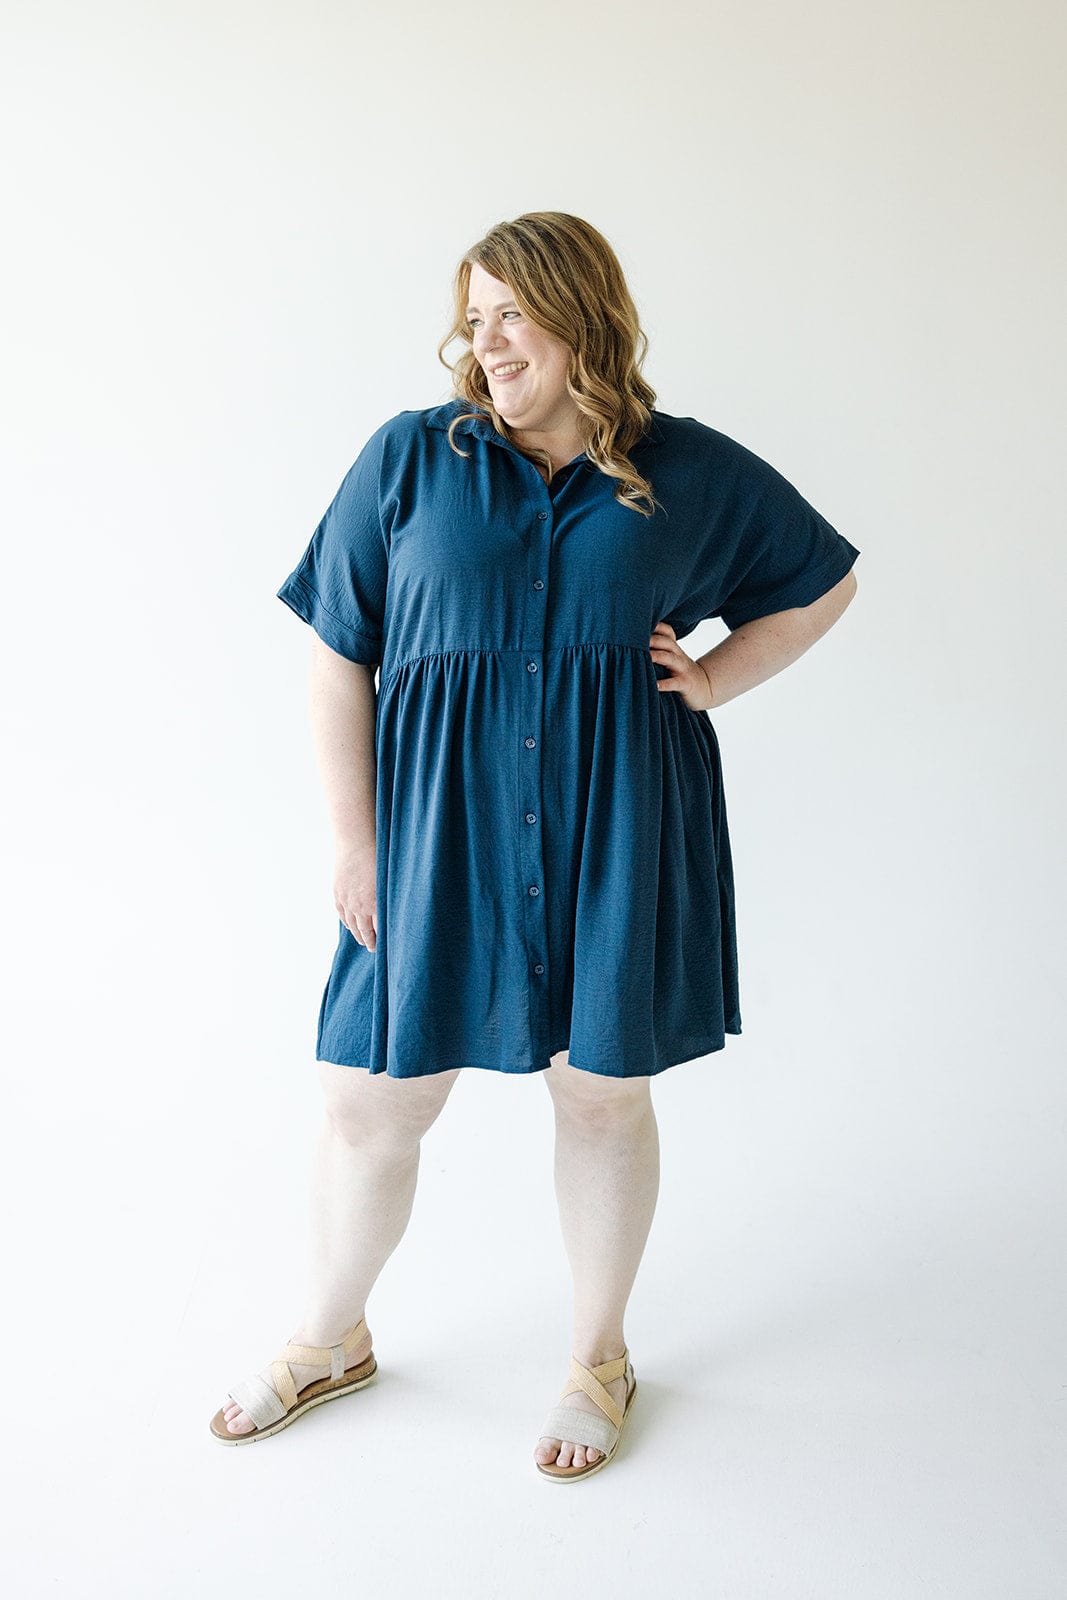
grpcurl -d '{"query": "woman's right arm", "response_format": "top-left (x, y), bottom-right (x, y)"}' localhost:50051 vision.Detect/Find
top-left (308, 635), bottom-right (379, 950)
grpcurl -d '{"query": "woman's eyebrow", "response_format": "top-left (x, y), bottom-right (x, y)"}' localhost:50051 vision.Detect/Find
top-left (465, 299), bottom-right (518, 314)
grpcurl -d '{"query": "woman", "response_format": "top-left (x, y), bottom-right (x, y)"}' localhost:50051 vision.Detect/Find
top-left (210, 212), bottom-right (860, 1479)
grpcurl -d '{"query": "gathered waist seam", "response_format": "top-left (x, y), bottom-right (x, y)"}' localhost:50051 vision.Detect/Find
top-left (381, 641), bottom-right (653, 691)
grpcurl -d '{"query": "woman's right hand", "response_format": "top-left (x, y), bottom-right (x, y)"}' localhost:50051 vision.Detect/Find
top-left (333, 841), bottom-right (378, 950)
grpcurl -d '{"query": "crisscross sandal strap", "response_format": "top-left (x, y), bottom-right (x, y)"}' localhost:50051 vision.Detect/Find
top-left (539, 1350), bottom-right (633, 1455)
top-left (558, 1351), bottom-right (629, 1430)
top-left (226, 1316), bottom-right (371, 1423)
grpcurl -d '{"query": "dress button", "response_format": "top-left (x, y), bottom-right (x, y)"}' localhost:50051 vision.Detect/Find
top-left (528, 884), bottom-right (539, 896)
top-left (533, 579), bottom-right (544, 590)
top-left (526, 660), bottom-right (537, 673)
top-left (525, 812), bottom-right (536, 824)
top-left (537, 511), bottom-right (548, 521)
top-left (533, 963), bottom-right (545, 975)
top-left (524, 736), bottom-right (536, 748)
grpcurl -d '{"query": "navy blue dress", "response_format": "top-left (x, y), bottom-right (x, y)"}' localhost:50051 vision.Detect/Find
top-left (276, 398), bottom-right (860, 1078)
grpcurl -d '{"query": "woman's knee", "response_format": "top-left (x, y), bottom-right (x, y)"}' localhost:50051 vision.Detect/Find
top-left (543, 1052), bottom-right (651, 1125)
top-left (317, 1060), bottom-right (461, 1145)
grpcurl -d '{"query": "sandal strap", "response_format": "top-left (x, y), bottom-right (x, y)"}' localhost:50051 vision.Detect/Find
top-left (269, 1358), bottom-right (300, 1411)
top-left (227, 1374), bottom-right (288, 1431)
top-left (228, 1316), bottom-right (370, 1422)
top-left (541, 1403), bottom-right (619, 1456)
top-left (279, 1315), bottom-right (369, 1377)
top-left (557, 1349), bottom-right (629, 1430)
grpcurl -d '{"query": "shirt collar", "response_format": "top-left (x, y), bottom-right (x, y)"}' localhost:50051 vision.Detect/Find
top-left (424, 397), bottom-right (665, 460)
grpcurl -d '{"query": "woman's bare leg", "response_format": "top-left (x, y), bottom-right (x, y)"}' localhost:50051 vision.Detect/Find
top-left (534, 1051), bottom-right (660, 1468)
top-left (220, 1059), bottom-right (462, 1434)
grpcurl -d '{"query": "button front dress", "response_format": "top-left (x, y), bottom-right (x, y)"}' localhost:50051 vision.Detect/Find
top-left (276, 399), bottom-right (860, 1078)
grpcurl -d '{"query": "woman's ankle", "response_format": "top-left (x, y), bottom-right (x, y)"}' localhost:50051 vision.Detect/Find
top-left (291, 1313), bottom-right (369, 1349)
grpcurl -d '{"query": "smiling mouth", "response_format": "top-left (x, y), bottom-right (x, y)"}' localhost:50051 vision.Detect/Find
top-left (491, 362), bottom-right (529, 377)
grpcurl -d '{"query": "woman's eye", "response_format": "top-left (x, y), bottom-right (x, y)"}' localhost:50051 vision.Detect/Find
top-left (467, 311), bottom-right (520, 329)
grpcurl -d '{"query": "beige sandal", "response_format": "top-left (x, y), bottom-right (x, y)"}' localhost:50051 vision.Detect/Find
top-left (209, 1316), bottom-right (377, 1445)
top-left (536, 1347), bottom-right (637, 1481)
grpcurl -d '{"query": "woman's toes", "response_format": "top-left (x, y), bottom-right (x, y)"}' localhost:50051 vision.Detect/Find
top-left (586, 1447), bottom-right (600, 1463)
top-left (536, 1437), bottom-right (561, 1463)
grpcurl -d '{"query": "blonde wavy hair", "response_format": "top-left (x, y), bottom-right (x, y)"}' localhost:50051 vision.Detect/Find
top-left (436, 212), bottom-right (662, 517)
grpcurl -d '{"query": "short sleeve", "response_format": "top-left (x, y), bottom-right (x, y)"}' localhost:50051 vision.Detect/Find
top-left (276, 423), bottom-right (390, 666)
top-left (701, 445), bottom-right (860, 632)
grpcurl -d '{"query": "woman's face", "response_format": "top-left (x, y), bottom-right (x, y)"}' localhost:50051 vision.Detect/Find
top-left (466, 261), bottom-right (575, 436)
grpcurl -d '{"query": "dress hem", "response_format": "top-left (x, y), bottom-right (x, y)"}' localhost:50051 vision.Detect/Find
top-left (315, 1023), bottom-right (742, 1079)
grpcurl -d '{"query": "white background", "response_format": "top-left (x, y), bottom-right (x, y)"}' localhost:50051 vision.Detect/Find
top-left (2, 0), bottom-right (1064, 1595)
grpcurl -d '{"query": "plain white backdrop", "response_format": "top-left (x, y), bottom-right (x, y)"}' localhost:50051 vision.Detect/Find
top-left (2, 0), bottom-right (1064, 1595)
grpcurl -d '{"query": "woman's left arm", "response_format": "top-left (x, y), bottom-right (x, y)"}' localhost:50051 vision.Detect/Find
top-left (652, 570), bottom-right (858, 711)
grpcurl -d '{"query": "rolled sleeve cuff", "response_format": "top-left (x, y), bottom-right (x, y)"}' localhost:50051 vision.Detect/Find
top-left (276, 574), bottom-right (382, 666)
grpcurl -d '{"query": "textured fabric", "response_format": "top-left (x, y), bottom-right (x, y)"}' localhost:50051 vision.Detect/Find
top-left (560, 1351), bottom-right (628, 1425)
top-left (280, 1337), bottom-right (352, 1378)
top-left (269, 1360), bottom-right (299, 1411)
top-left (539, 1404), bottom-right (619, 1455)
top-left (276, 398), bottom-right (860, 1078)
top-left (227, 1374), bottom-right (287, 1430)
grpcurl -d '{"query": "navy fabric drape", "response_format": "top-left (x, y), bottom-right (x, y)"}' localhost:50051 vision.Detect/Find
top-left (276, 399), bottom-right (860, 1077)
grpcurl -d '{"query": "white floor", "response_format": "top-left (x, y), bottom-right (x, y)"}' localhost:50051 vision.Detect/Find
top-left (7, 994), bottom-right (1064, 1600)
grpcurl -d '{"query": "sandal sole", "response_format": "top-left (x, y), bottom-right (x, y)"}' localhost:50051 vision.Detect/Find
top-left (210, 1355), bottom-right (377, 1445)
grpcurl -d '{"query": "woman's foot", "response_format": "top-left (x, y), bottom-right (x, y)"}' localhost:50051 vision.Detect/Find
top-left (533, 1355), bottom-right (628, 1469)
top-left (220, 1323), bottom-right (373, 1436)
